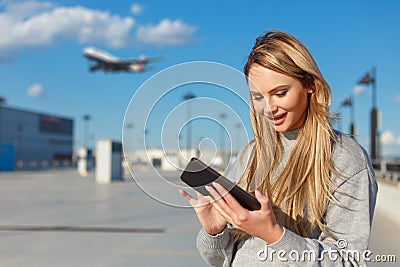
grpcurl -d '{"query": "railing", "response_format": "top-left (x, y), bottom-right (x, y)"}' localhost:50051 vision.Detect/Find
top-left (13, 159), bottom-right (75, 171)
top-left (372, 159), bottom-right (400, 183)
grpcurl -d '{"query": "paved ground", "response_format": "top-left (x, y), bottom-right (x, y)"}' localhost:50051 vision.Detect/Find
top-left (369, 181), bottom-right (400, 267)
top-left (0, 168), bottom-right (398, 266)
top-left (0, 169), bottom-right (205, 267)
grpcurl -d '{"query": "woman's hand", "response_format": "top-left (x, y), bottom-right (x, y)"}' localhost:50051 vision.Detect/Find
top-left (179, 189), bottom-right (227, 236)
top-left (206, 182), bottom-right (284, 244)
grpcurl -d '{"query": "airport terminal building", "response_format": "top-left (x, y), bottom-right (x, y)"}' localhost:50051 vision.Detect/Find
top-left (0, 105), bottom-right (73, 171)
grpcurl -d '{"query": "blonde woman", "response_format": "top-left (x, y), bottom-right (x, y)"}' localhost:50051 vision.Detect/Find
top-left (180, 30), bottom-right (377, 266)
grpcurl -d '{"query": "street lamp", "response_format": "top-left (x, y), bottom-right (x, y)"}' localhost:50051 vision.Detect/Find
top-left (182, 93), bottom-right (196, 153)
top-left (0, 97), bottom-right (5, 146)
top-left (124, 122), bottom-right (134, 149)
top-left (83, 114), bottom-right (91, 149)
top-left (235, 123), bottom-right (241, 151)
top-left (219, 113), bottom-right (227, 166)
top-left (143, 128), bottom-right (149, 148)
top-left (358, 67), bottom-right (378, 160)
top-left (219, 113), bottom-right (227, 150)
top-left (341, 96), bottom-right (355, 138)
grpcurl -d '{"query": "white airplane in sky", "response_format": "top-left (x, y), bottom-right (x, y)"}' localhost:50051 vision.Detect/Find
top-left (82, 47), bottom-right (162, 73)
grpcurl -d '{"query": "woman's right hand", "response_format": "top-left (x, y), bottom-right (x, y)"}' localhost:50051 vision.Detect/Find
top-left (179, 189), bottom-right (227, 236)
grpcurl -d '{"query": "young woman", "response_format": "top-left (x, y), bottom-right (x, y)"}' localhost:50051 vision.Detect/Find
top-left (180, 30), bottom-right (377, 266)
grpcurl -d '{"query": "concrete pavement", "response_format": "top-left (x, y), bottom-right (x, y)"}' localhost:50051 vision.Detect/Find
top-left (0, 169), bottom-right (398, 266)
top-left (0, 169), bottom-right (205, 267)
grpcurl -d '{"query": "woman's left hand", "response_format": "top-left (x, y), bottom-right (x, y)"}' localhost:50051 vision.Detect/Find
top-left (206, 182), bottom-right (284, 244)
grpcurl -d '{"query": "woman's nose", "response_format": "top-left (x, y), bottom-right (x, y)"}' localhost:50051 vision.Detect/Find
top-left (264, 99), bottom-right (277, 115)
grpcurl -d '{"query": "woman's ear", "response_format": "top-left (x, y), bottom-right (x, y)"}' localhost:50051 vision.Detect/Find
top-left (307, 88), bottom-right (314, 94)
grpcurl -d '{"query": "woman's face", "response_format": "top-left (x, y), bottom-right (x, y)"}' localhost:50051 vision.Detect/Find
top-left (248, 64), bottom-right (312, 132)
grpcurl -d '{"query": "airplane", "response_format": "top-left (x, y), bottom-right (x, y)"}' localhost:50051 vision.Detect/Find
top-left (82, 46), bottom-right (163, 73)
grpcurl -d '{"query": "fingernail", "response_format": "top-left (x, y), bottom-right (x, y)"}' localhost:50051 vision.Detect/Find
top-left (255, 190), bottom-right (261, 196)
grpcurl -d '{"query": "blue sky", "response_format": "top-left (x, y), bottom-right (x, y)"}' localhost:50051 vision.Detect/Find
top-left (1, 0), bottom-right (400, 157)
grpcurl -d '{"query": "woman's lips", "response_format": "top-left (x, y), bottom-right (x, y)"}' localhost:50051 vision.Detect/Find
top-left (267, 113), bottom-right (287, 125)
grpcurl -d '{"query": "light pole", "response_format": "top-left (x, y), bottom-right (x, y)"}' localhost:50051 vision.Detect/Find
top-left (183, 93), bottom-right (196, 154)
top-left (334, 111), bottom-right (342, 132)
top-left (0, 97), bottom-right (5, 146)
top-left (144, 128), bottom-right (149, 148)
top-left (124, 122), bottom-right (134, 149)
top-left (341, 96), bottom-right (355, 138)
top-left (219, 113), bottom-right (227, 150)
top-left (83, 114), bottom-right (91, 149)
top-left (235, 123), bottom-right (241, 152)
top-left (219, 113), bottom-right (227, 165)
top-left (358, 68), bottom-right (378, 160)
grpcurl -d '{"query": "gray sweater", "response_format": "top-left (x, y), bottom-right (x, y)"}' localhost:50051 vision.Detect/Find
top-left (196, 131), bottom-right (378, 266)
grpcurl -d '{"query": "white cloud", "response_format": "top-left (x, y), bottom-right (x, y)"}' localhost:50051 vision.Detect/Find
top-left (27, 83), bottom-right (44, 98)
top-left (0, 1), bottom-right (197, 61)
top-left (1, 0), bottom-right (55, 19)
top-left (381, 132), bottom-right (400, 157)
top-left (136, 18), bottom-right (196, 46)
top-left (352, 85), bottom-right (367, 96)
top-left (381, 131), bottom-right (395, 145)
top-left (130, 3), bottom-right (144, 15)
top-left (394, 95), bottom-right (400, 104)
top-left (381, 130), bottom-right (398, 145)
top-left (0, 1), bottom-right (135, 57)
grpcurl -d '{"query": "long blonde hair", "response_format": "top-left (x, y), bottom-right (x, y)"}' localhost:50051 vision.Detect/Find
top-left (236, 30), bottom-right (339, 240)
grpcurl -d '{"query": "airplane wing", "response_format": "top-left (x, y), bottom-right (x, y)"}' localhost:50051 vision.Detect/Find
top-left (121, 56), bottom-right (164, 65)
top-left (82, 47), bottom-right (163, 73)
top-left (88, 60), bottom-right (147, 73)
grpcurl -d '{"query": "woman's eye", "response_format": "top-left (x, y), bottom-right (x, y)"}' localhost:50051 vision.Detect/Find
top-left (276, 90), bottom-right (287, 97)
top-left (252, 95), bottom-right (263, 101)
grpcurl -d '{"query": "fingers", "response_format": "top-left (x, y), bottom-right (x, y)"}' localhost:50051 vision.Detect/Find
top-left (211, 182), bottom-right (245, 211)
top-left (255, 190), bottom-right (273, 213)
top-left (204, 185), bottom-right (231, 220)
top-left (208, 183), bottom-right (272, 215)
top-left (179, 189), bottom-right (196, 206)
top-left (206, 183), bottom-right (248, 226)
top-left (195, 191), bottom-right (208, 201)
top-left (179, 189), bottom-right (213, 207)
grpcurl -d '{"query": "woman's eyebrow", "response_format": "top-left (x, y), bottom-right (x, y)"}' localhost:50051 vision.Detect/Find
top-left (249, 90), bottom-right (263, 95)
top-left (267, 84), bottom-right (289, 93)
top-left (250, 85), bottom-right (289, 95)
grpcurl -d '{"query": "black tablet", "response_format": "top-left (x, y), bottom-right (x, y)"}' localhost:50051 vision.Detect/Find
top-left (180, 157), bottom-right (261, 211)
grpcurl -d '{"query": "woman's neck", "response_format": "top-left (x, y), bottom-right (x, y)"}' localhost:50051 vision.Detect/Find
top-left (280, 128), bottom-right (301, 141)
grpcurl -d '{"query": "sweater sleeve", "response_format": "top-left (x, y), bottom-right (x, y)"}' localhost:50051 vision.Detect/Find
top-left (196, 227), bottom-right (236, 267)
top-left (195, 145), bottom-right (253, 266)
top-left (265, 166), bottom-right (378, 266)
